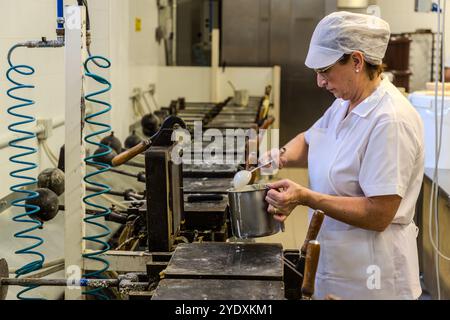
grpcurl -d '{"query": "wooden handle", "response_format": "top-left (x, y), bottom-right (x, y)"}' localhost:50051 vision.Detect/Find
top-left (259, 116), bottom-right (275, 130)
top-left (258, 100), bottom-right (270, 122)
top-left (111, 140), bottom-right (150, 167)
top-left (301, 210), bottom-right (324, 255)
top-left (301, 240), bottom-right (320, 300)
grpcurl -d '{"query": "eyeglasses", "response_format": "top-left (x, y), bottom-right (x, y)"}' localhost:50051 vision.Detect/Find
top-left (314, 55), bottom-right (345, 74)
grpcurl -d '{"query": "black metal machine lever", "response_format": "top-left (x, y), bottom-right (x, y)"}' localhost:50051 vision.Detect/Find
top-left (112, 116), bottom-right (186, 167)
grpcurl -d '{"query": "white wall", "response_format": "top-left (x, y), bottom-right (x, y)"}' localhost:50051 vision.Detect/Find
top-left (0, 0), bottom-right (72, 198)
top-left (0, 0), bottom-right (163, 199)
top-left (0, 1), bottom-right (163, 299)
top-left (0, 0), bottom-right (275, 201)
top-left (377, 0), bottom-right (450, 64)
top-left (154, 66), bottom-right (276, 108)
top-left (127, 0), bottom-right (163, 124)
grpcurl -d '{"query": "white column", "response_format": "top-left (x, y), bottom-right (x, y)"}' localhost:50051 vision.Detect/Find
top-left (211, 29), bottom-right (220, 103)
top-left (109, 0), bottom-right (130, 140)
top-left (64, 5), bottom-right (87, 300)
top-left (272, 66), bottom-right (281, 130)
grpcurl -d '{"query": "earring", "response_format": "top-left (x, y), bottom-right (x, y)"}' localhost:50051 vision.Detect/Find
top-left (356, 69), bottom-right (360, 73)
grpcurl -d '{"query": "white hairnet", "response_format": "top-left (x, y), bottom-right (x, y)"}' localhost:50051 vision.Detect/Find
top-left (305, 11), bottom-right (391, 69)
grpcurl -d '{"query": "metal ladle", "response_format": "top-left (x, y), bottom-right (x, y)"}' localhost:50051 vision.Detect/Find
top-left (232, 148), bottom-right (286, 190)
top-left (232, 161), bottom-right (274, 190)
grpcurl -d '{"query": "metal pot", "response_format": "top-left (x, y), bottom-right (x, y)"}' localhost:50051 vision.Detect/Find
top-left (234, 90), bottom-right (249, 106)
top-left (227, 184), bottom-right (284, 239)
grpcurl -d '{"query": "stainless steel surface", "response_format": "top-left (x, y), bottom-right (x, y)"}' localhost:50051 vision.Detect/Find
top-left (221, 0), bottom-right (271, 66)
top-left (175, 0), bottom-right (219, 66)
top-left (176, 0), bottom-right (205, 66)
top-left (234, 89), bottom-right (250, 106)
top-left (221, 0), bottom-right (335, 144)
top-left (228, 184), bottom-right (284, 239)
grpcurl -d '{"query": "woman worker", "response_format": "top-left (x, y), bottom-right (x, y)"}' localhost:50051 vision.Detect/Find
top-left (265, 11), bottom-right (424, 299)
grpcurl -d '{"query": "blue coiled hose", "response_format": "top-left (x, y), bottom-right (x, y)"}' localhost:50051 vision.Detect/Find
top-left (6, 44), bottom-right (45, 300)
top-left (82, 55), bottom-right (112, 299)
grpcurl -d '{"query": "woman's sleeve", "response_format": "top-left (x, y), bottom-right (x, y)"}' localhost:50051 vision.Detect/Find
top-left (359, 120), bottom-right (420, 198)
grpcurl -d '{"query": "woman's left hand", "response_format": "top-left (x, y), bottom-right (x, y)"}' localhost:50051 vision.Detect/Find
top-left (266, 179), bottom-right (308, 222)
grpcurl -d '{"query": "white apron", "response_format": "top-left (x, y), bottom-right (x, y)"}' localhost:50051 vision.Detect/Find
top-left (308, 127), bottom-right (420, 300)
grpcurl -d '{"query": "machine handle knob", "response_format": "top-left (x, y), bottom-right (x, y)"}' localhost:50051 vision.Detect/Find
top-left (300, 210), bottom-right (324, 256)
top-left (112, 140), bottom-right (150, 167)
top-left (301, 240), bottom-right (320, 300)
top-left (265, 85), bottom-right (272, 97)
top-left (259, 116), bottom-right (275, 130)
